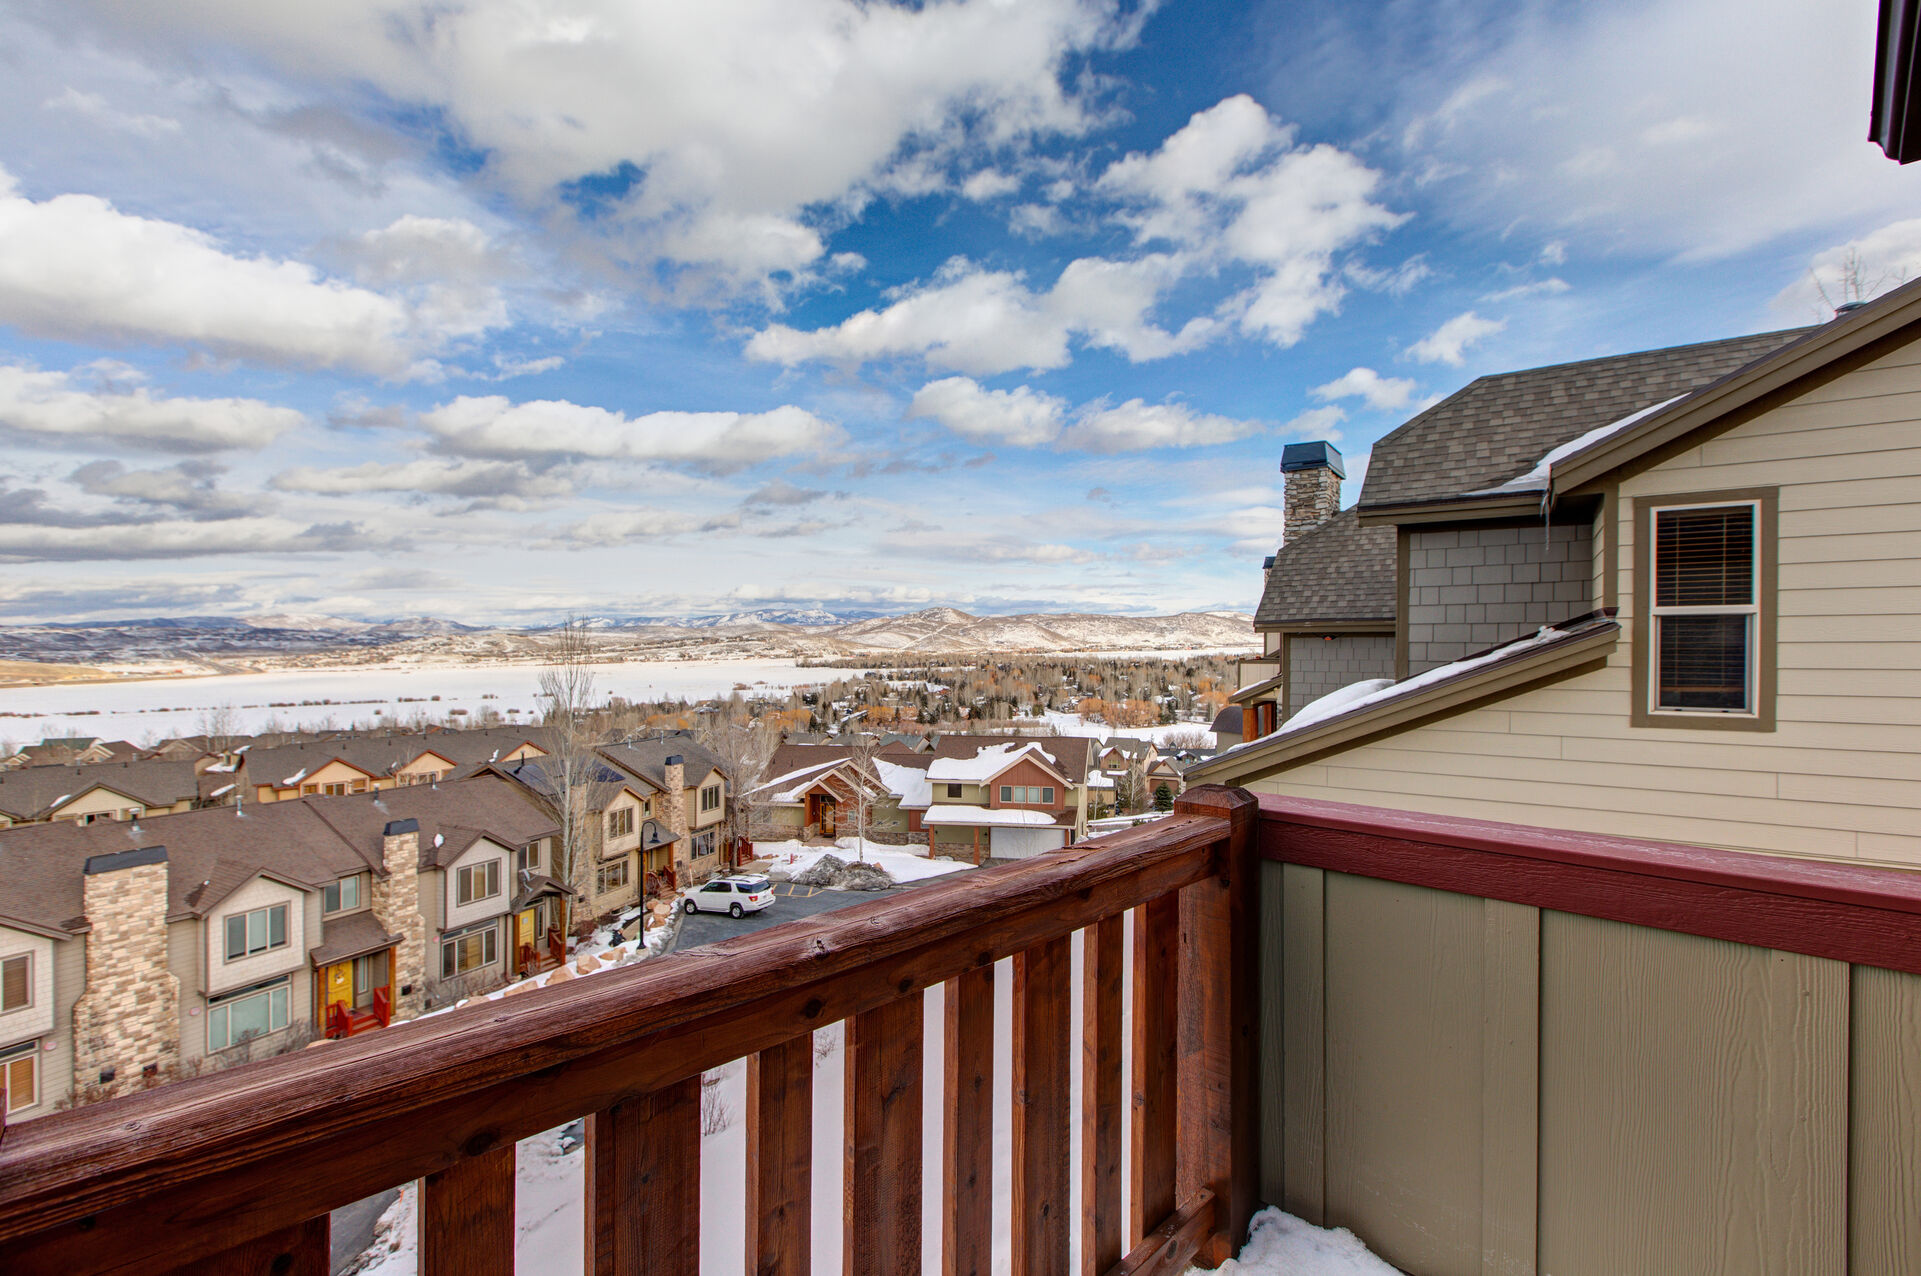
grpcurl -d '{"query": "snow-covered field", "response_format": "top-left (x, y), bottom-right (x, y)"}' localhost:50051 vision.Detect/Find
top-left (1038, 710), bottom-right (1216, 748)
top-left (0, 658), bottom-right (847, 742)
top-left (343, 924), bottom-right (1390, 1276)
top-left (753, 838), bottom-right (975, 883)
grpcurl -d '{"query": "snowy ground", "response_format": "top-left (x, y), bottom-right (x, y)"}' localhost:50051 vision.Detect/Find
top-left (752, 837), bottom-right (975, 884)
top-left (344, 919), bottom-right (1393, 1276)
top-left (0, 657), bottom-right (849, 742)
top-left (1040, 710), bottom-right (1215, 748)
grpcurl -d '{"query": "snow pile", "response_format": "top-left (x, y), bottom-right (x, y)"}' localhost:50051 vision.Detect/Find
top-left (790, 853), bottom-right (896, 891)
top-left (1192, 1207), bottom-right (1400, 1275)
top-left (1284, 679), bottom-right (1394, 733)
top-left (756, 839), bottom-right (974, 885)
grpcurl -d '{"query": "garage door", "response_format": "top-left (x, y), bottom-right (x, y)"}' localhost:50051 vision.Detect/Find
top-left (989, 825), bottom-right (1068, 859)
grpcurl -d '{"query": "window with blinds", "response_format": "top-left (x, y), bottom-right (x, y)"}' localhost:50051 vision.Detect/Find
top-left (1651, 503), bottom-right (1758, 712)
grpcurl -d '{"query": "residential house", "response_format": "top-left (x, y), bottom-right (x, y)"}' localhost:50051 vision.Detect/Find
top-left (748, 746), bottom-right (908, 841)
top-left (0, 777), bottom-right (557, 1121)
top-left (0, 761), bottom-right (200, 829)
top-left (0, 738), bottom-right (142, 770)
top-left (239, 727), bottom-right (549, 802)
top-left (1193, 288), bottom-right (1921, 872)
top-left (917, 736), bottom-right (1094, 862)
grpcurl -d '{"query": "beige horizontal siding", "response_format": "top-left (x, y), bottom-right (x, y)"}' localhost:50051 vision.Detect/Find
top-left (1252, 335), bottom-right (1921, 869)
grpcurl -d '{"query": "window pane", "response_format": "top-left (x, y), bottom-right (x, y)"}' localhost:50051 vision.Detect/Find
top-left (1656, 506), bottom-right (1754, 607)
top-left (208, 1004), bottom-right (229, 1051)
top-left (1658, 614), bottom-right (1750, 710)
top-left (230, 991), bottom-right (269, 1042)
top-left (482, 928), bottom-right (497, 965)
top-left (1043, 787), bottom-right (1054, 804)
top-left (1, 955), bottom-right (27, 1012)
top-left (247, 910), bottom-right (267, 954)
top-left (343, 877), bottom-right (360, 910)
top-left (270, 986), bottom-right (289, 1031)
top-left (269, 905), bottom-right (286, 949)
top-left (226, 915), bottom-right (247, 961)
top-left (442, 941), bottom-right (456, 979)
top-left (4, 1053), bottom-right (32, 1111)
top-left (323, 883), bottom-right (340, 913)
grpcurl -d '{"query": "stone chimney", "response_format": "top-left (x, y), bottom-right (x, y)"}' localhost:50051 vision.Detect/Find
top-left (373, 818), bottom-right (428, 1020)
top-left (1281, 440), bottom-right (1345, 542)
top-left (660, 755), bottom-right (689, 875)
top-left (72, 846), bottom-right (180, 1101)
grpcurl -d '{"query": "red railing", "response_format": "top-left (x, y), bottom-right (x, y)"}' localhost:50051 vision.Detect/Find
top-left (0, 788), bottom-right (1259, 1275)
top-left (373, 985), bottom-right (392, 1029)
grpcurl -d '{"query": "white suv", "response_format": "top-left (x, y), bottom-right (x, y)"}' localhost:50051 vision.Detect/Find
top-left (680, 875), bottom-right (775, 918)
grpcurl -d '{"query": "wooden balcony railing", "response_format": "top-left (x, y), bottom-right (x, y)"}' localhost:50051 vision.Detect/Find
top-left (0, 787), bottom-right (1259, 1276)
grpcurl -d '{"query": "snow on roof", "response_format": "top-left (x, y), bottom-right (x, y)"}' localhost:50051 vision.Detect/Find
top-left (926, 741), bottom-right (1059, 784)
top-left (1475, 394), bottom-right (1687, 495)
top-left (749, 758), bottom-right (849, 804)
top-left (1210, 623), bottom-right (1586, 765)
top-left (874, 759), bottom-right (933, 809)
top-left (920, 804), bottom-right (1058, 827)
top-left (281, 768), bottom-right (307, 786)
top-left (209, 783), bottom-right (234, 798)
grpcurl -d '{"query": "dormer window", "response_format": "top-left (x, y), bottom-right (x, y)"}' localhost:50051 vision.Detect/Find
top-left (323, 875), bottom-right (364, 915)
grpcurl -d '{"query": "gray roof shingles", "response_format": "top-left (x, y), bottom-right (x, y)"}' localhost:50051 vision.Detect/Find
top-left (1253, 508), bottom-right (1396, 628)
top-left (1359, 328), bottom-right (1814, 511)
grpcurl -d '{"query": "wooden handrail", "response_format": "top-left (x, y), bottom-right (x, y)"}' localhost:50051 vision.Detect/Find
top-left (1257, 793), bottom-right (1921, 975)
top-left (0, 800), bottom-right (1252, 1276)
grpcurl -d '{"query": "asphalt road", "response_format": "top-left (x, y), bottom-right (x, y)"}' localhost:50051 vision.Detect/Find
top-left (672, 881), bottom-right (909, 951)
top-left (330, 1188), bottom-right (398, 1274)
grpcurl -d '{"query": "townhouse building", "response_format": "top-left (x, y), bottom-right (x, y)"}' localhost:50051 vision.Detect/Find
top-left (0, 778), bottom-right (557, 1122)
top-left (0, 760), bottom-right (201, 829)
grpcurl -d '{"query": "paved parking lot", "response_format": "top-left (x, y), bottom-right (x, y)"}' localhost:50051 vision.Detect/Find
top-left (671, 881), bottom-right (910, 951)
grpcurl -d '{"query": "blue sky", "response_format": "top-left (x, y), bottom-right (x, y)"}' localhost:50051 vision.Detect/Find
top-left (0, 0), bottom-right (1917, 624)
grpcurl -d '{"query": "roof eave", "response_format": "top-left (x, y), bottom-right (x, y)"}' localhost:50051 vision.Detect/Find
top-left (1356, 493), bottom-right (1546, 526)
top-left (1252, 617), bottom-right (1396, 634)
top-left (1190, 622), bottom-right (1620, 784)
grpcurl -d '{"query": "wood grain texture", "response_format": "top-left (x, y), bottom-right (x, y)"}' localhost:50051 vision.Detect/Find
top-left (845, 995), bottom-right (924, 1276)
top-left (1323, 872), bottom-right (1484, 1276)
top-left (1537, 912), bottom-right (1846, 1275)
top-left (1254, 861), bottom-right (1285, 1210)
top-left (1257, 796), bottom-right (1921, 975)
top-left (1128, 895), bottom-right (1179, 1249)
top-left (1171, 786), bottom-right (1260, 1266)
top-left (586, 1078), bottom-right (703, 1276)
top-left (1100, 1190), bottom-right (1215, 1276)
top-left (169, 1216), bottom-right (329, 1276)
top-left (1278, 864), bottom-right (1324, 1226)
top-left (420, 1142), bottom-right (515, 1276)
top-left (1011, 936), bottom-right (1072, 1276)
top-left (942, 966), bottom-right (994, 1276)
top-left (1478, 900), bottom-right (1538, 1276)
top-left (1849, 964), bottom-right (1921, 1272)
top-left (1080, 918), bottom-right (1124, 1276)
top-left (747, 1037), bottom-right (813, 1276)
top-left (0, 817), bottom-right (1223, 1276)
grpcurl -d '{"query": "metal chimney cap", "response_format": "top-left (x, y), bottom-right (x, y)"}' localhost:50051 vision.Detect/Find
top-left (665, 754), bottom-right (684, 766)
top-left (1280, 440), bottom-right (1345, 477)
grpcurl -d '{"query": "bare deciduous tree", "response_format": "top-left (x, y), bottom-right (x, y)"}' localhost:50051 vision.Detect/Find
top-left (538, 618), bottom-right (607, 918)
top-left (197, 702), bottom-right (240, 756)
top-left (695, 714), bottom-right (776, 857)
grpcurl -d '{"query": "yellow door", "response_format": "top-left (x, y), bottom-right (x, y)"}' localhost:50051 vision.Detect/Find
top-left (516, 908), bottom-right (535, 953)
top-left (323, 961), bottom-right (353, 1013)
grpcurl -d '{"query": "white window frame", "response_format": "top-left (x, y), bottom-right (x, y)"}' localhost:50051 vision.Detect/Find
top-left (456, 859), bottom-right (501, 907)
top-left (206, 977), bottom-right (291, 1052)
top-left (1, 1039), bottom-right (38, 1113)
top-left (224, 904), bottom-right (289, 962)
top-left (1647, 498), bottom-right (1761, 718)
top-left (0, 952), bottom-right (30, 1014)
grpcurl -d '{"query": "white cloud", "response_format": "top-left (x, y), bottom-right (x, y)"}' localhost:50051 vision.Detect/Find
top-left (748, 254), bottom-right (1210, 376)
top-left (42, 86), bottom-right (179, 137)
top-left (1482, 277), bottom-right (1570, 303)
top-left (271, 458), bottom-right (574, 504)
top-left (1772, 218), bottom-right (1921, 320)
top-left (908, 377), bottom-right (1064, 446)
top-left (0, 517), bottom-right (364, 562)
top-left (559, 508), bottom-right (741, 547)
top-left (1396, 1), bottom-right (1921, 260)
top-left (1098, 94), bottom-right (1405, 347)
top-left (0, 172), bottom-right (499, 376)
top-left (0, 363), bottom-right (305, 451)
top-left (907, 375), bottom-right (1260, 451)
top-left (960, 170), bottom-right (1022, 201)
top-left (1310, 367), bottom-right (1420, 412)
top-left (420, 395), bottom-right (841, 471)
top-left (51, 0), bottom-right (1133, 293)
top-left (1406, 311), bottom-right (1505, 366)
top-left (1281, 405), bottom-right (1345, 441)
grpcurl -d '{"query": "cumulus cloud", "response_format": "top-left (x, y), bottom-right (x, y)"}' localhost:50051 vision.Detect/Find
top-left (419, 395), bottom-right (841, 472)
top-left (1772, 218), bottom-right (1921, 319)
top-left (0, 517), bottom-right (372, 562)
top-left (1310, 367), bottom-right (1420, 412)
top-left (0, 173), bottom-right (500, 376)
top-left (1098, 94), bottom-right (1405, 346)
top-left (50, 0), bottom-right (1134, 294)
top-left (557, 508), bottom-right (742, 548)
top-left (0, 363), bottom-right (304, 451)
top-left (270, 458), bottom-right (575, 506)
top-left (907, 375), bottom-right (1261, 451)
top-left (68, 460), bottom-right (264, 518)
top-left (1282, 405), bottom-right (1346, 440)
top-left (742, 480), bottom-right (828, 507)
top-left (1406, 311), bottom-right (1505, 366)
top-left (747, 254), bottom-right (1210, 377)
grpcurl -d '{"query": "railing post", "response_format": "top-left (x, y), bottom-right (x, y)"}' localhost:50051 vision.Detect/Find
top-left (1172, 785), bottom-right (1260, 1267)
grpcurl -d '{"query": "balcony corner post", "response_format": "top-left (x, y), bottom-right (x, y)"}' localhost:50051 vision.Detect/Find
top-left (1172, 784), bottom-right (1261, 1268)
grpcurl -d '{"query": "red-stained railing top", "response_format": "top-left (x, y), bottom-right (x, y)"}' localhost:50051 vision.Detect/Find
top-left (1257, 793), bottom-right (1921, 973)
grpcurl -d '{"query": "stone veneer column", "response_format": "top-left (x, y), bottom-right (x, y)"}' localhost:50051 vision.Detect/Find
top-left (71, 846), bottom-right (180, 1102)
top-left (1281, 440), bottom-right (1346, 543)
top-left (660, 757), bottom-right (689, 877)
top-left (374, 819), bottom-right (429, 1021)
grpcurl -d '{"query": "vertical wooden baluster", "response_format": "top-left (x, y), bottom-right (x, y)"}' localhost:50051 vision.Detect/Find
top-left (748, 1036), bottom-right (815, 1275)
top-left (585, 1077), bottom-right (703, 1276)
top-left (1173, 787), bottom-right (1260, 1267)
top-left (845, 994), bottom-right (924, 1276)
top-left (172, 1215), bottom-right (330, 1276)
top-left (1130, 894), bottom-right (1179, 1248)
top-left (421, 1143), bottom-right (516, 1275)
top-left (943, 964), bottom-right (995, 1276)
top-left (1080, 916), bottom-right (1124, 1276)
top-left (1012, 935), bottom-right (1072, 1276)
